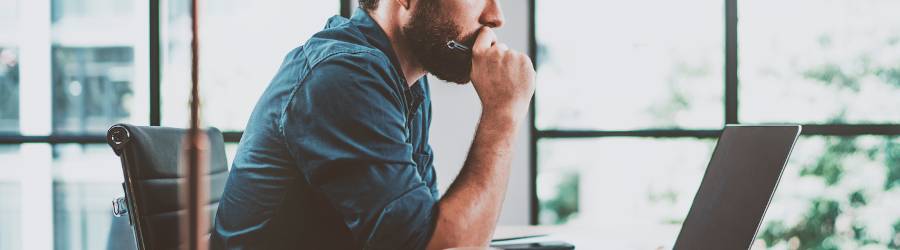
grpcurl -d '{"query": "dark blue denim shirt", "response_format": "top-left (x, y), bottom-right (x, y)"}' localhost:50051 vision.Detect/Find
top-left (212, 8), bottom-right (438, 250)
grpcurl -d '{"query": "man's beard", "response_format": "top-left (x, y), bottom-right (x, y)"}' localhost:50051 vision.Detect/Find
top-left (402, 0), bottom-right (477, 84)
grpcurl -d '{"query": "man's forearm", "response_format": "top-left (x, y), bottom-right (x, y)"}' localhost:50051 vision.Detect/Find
top-left (426, 110), bottom-right (522, 249)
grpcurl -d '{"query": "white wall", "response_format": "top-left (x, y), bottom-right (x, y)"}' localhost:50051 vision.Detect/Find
top-left (349, 0), bottom-right (532, 225)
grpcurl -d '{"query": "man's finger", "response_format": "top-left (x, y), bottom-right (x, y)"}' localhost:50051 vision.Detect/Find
top-left (472, 27), bottom-right (497, 54)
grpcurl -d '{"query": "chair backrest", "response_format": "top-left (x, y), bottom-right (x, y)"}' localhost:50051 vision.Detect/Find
top-left (106, 124), bottom-right (229, 250)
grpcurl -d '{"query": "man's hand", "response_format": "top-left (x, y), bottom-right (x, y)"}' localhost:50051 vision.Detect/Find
top-left (426, 27), bottom-right (536, 250)
top-left (470, 27), bottom-right (536, 121)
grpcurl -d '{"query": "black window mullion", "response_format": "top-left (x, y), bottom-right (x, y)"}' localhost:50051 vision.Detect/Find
top-left (537, 129), bottom-right (722, 139)
top-left (150, 0), bottom-right (161, 126)
top-left (0, 135), bottom-right (107, 144)
top-left (799, 124), bottom-right (900, 136)
top-left (340, 0), bottom-right (353, 18)
top-left (725, 0), bottom-right (739, 125)
top-left (534, 125), bottom-right (900, 139)
top-left (528, 0), bottom-right (540, 225)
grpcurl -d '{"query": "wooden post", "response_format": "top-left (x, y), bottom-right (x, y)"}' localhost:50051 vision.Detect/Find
top-left (185, 0), bottom-right (208, 249)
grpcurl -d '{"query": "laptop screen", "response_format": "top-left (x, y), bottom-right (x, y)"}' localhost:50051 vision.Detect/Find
top-left (674, 125), bottom-right (801, 250)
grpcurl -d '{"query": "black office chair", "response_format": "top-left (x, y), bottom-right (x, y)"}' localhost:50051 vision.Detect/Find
top-left (106, 124), bottom-right (229, 250)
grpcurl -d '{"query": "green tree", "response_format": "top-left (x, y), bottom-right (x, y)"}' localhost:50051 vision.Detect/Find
top-left (759, 30), bottom-right (900, 249)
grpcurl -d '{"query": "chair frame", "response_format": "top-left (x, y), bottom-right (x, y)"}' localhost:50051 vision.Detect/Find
top-left (107, 124), bottom-right (151, 250)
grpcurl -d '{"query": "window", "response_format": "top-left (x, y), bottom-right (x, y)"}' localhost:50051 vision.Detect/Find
top-left (0, 0), bottom-right (344, 249)
top-left (11, 0), bottom-right (149, 248)
top-left (538, 138), bottom-right (715, 225)
top-left (50, 0), bottom-right (150, 135)
top-left (534, 0), bottom-right (900, 248)
top-left (535, 0), bottom-right (724, 131)
top-left (51, 144), bottom-right (127, 249)
top-left (161, 0), bottom-right (337, 131)
top-left (739, 0), bottom-right (900, 124)
top-left (760, 136), bottom-right (900, 249)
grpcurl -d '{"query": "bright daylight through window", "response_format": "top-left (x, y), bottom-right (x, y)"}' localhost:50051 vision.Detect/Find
top-left (535, 0), bottom-right (900, 249)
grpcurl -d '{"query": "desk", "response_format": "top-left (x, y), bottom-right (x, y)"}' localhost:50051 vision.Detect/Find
top-left (493, 224), bottom-right (772, 249)
top-left (492, 224), bottom-right (680, 249)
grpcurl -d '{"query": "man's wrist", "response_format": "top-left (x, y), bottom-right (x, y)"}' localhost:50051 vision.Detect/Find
top-left (480, 108), bottom-right (520, 125)
top-left (482, 100), bottom-right (529, 119)
top-left (477, 111), bottom-right (523, 139)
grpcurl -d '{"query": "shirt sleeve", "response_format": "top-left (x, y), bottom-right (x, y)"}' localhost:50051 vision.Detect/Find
top-left (282, 51), bottom-right (437, 250)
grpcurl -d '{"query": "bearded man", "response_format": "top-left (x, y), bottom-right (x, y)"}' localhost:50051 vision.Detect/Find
top-left (211, 0), bottom-right (535, 249)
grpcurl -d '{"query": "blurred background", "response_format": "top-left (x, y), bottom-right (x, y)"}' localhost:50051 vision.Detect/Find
top-left (0, 0), bottom-right (898, 249)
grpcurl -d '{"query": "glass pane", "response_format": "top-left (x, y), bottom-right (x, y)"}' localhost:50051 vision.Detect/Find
top-left (0, 141), bottom-right (235, 249)
top-left (759, 136), bottom-right (900, 249)
top-left (537, 138), bottom-right (716, 236)
top-left (537, 136), bottom-right (900, 248)
top-left (0, 145), bottom-right (23, 250)
top-left (0, 142), bottom-right (237, 249)
top-left (51, 144), bottom-right (125, 250)
top-left (0, 144), bottom-right (126, 250)
top-left (739, 0), bottom-right (900, 124)
top-left (51, 0), bottom-right (148, 134)
top-left (0, 182), bottom-right (22, 250)
top-left (0, 0), bottom-right (15, 36)
top-left (161, 0), bottom-right (338, 131)
top-left (0, 0), bottom-right (19, 133)
top-left (535, 0), bottom-right (724, 131)
top-left (0, 47), bottom-right (18, 133)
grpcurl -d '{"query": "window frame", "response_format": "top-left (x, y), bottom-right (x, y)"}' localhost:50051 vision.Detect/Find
top-left (0, 0), bottom-right (351, 145)
top-left (527, 0), bottom-right (900, 225)
top-left (0, 0), bottom-right (354, 246)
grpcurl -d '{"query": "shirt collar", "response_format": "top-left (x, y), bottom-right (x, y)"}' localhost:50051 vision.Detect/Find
top-left (348, 8), bottom-right (405, 79)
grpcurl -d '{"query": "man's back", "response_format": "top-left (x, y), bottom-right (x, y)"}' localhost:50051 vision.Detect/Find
top-left (211, 10), bottom-right (438, 249)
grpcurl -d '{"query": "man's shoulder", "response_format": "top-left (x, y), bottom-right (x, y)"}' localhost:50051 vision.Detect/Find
top-left (300, 22), bottom-right (393, 73)
top-left (293, 26), bottom-right (404, 96)
top-left (274, 16), bottom-right (406, 112)
top-left (298, 42), bottom-right (399, 91)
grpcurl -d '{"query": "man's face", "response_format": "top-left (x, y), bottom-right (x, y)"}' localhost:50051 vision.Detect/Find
top-left (402, 0), bottom-right (504, 84)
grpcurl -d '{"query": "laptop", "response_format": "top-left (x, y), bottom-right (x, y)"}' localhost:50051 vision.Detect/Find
top-left (673, 125), bottom-right (801, 250)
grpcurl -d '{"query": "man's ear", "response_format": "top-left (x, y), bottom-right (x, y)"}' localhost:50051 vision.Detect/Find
top-left (395, 0), bottom-right (412, 10)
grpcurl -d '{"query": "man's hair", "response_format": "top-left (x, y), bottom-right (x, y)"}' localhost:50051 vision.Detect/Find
top-left (359, 0), bottom-right (378, 10)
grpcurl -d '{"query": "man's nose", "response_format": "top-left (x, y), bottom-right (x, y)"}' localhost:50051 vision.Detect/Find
top-left (480, 0), bottom-right (505, 28)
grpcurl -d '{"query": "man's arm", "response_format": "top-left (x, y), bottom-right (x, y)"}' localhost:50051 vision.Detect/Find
top-left (427, 27), bottom-right (536, 249)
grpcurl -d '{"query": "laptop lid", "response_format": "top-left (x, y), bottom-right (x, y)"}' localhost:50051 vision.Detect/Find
top-left (673, 125), bottom-right (801, 250)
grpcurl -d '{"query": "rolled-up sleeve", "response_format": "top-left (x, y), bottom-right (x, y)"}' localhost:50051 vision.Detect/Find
top-left (282, 51), bottom-right (437, 249)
